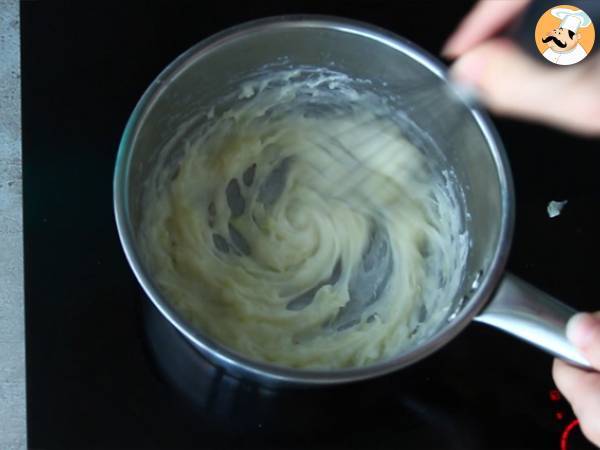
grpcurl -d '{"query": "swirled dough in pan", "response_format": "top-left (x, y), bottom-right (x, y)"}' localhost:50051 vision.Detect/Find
top-left (139, 69), bottom-right (468, 369)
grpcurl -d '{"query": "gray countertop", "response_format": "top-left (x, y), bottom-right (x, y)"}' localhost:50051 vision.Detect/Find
top-left (0, 0), bottom-right (26, 448)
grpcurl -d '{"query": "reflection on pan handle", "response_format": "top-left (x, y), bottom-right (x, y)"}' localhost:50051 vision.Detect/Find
top-left (475, 273), bottom-right (592, 370)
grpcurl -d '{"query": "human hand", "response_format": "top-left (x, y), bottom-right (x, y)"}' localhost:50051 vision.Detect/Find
top-left (442, 0), bottom-right (600, 136)
top-left (445, 4), bottom-right (600, 444)
top-left (553, 313), bottom-right (600, 447)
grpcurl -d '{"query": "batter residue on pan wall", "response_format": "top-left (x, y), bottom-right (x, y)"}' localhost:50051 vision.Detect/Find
top-left (139, 68), bottom-right (468, 369)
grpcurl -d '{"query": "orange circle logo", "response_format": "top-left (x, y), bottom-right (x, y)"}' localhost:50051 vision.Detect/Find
top-left (535, 5), bottom-right (595, 65)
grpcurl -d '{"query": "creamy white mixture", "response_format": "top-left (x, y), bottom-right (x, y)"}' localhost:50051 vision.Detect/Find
top-left (139, 69), bottom-right (467, 369)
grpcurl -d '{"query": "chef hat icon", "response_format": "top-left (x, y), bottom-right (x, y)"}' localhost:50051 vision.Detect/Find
top-left (551, 8), bottom-right (592, 33)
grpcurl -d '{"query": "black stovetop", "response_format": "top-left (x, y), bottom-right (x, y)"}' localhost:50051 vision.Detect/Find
top-left (21, 2), bottom-right (599, 449)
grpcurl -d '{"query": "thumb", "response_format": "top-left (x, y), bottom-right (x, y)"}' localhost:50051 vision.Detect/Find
top-left (566, 312), bottom-right (600, 370)
top-left (450, 38), bottom-right (600, 136)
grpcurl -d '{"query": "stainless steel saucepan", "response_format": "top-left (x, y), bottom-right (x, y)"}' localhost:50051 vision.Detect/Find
top-left (114, 16), bottom-right (590, 386)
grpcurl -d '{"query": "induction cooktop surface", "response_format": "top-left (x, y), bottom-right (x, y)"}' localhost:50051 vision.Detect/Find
top-left (22, 2), bottom-right (599, 449)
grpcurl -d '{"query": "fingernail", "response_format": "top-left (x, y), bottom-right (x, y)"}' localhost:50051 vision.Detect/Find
top-left (566, 312), bottom-right (600, 348)
top-left (449, 50), bottom-right (489, 88)
top-left (441, 35), bottom-right (459, 58)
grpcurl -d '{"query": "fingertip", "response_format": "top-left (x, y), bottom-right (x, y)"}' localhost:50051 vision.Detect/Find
top-left (552, 357), bottom-right (573, 387)
top-left (441, 0), bottom-right (531, 59)
top-left (567, 312), bottom-right (600, 349)
top-left (441, 33), bottom-right (463, 59)
top-left (440, 5), bottom-right (479, 59)
top-left (449, 39), bottom-right (514, 88)
top-left (552, 357), bottom-right (564, 374)
top-left (449, 49), bottom-right (486, 87)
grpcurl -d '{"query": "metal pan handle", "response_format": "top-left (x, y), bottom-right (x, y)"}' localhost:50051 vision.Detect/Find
top-left (475, 273), bottom-right (592, 369)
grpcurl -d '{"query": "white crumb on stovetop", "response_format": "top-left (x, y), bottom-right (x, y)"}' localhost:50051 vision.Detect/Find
top-left (547, 200), bottom-right (568, 218)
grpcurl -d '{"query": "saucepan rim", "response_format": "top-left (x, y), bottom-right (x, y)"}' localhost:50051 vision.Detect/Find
top-left (113, 14), bottom-right (515, 385)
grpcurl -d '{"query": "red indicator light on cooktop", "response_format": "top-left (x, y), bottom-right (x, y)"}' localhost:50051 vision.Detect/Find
top-left (561, 419), bottom-right (579, 450)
